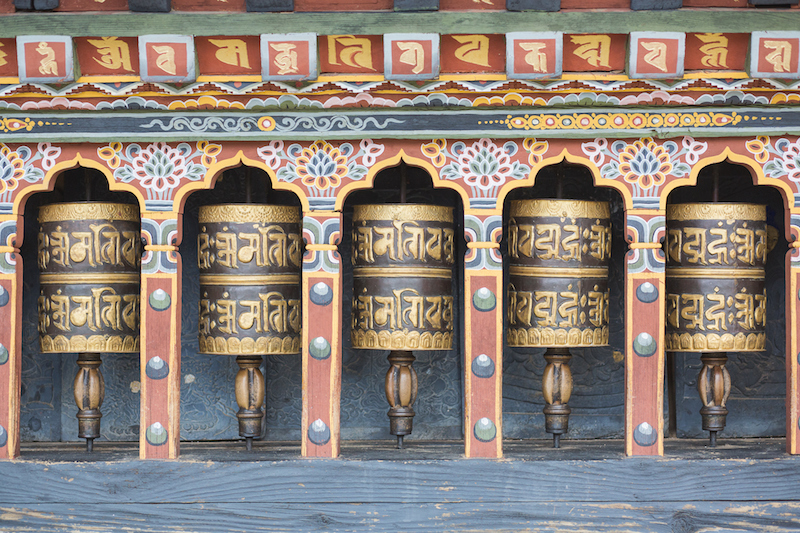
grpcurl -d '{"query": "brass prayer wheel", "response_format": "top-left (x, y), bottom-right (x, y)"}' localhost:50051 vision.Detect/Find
top-left (665, 202), bottom-right (768, 445)
top-left (197, 204), bottom-right (302, 448)
top-left (37, 202), bottom-right (141, 450)
top-left (506, 199), bottom-right (611, 447)
top-left (351, 204), bottom-right (455, 446)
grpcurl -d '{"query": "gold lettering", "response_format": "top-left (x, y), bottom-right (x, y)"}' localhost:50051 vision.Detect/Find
top-left (92, 287), bottom-right (122, 331)
top-left (152, 45), bottom-right (177, 76)
top-left (667, 229), bottom-right (682, 263)
top-left (51, 293), bottom-right (71, 331)
top-left (353, 227), bottom-right (375, 264)
top-left (122, 294), bottom-right (138, 331)
top-left (452, 35), bottom-right (491, 68)
top-left (443, 228), bottom-right (455, 263)
top-left (641, 41), bottom-right (668, 73)
top-left (533, 290), bottom-right (558, 327)
top-left (764, 40), bottom-right (793, 73)
top-left (682, 228), bottom-right (707, 265)
top-left (587, 287), bottom-right (606, 327)
top-left (755, 229), bottom-right (768, 263)
top-left (216, 232), bottom-right (238, 268)
top-left (199, 299), bottom-right (212, 335)
top-left (354, 295), bottom-right (373, 330)
top-left (208, 38), bottom-right (251, 69)
top-left (198, 233), bottom-right (212, 270)
top-left (535, 224), bottom-right (561, 260)
top-left (734, 292), bottom-right (755, 329)
top-left (216, 298), bottom-right (237, 334)
top-left (270, 43), bottom-right (298, 75)
top-left (733, 227), bottom-right (755, 265)
top-left (696, 33), bottom-right (729, 69)
top-left (399, 222), bottom-right (425, 261)
top-left (754, 291), bottom-right (767, 327)
top-left (87, 37), bottom-right (134, 73)
top-left (520, 42), bottom-right (548, 73)
top-left (425, 228), bottom-right (443, 261)
top-left (70, 295), bottom-right (93, 329)
top-left (666, 293), bottom-right (679, 328)
top-left (373, 295), bottom-right (397, 329)
top-left (90, 223), bottom-right (122, 266)
top-left (237, 233), bottom-right (260, 264)
top-left (397, 42), bottom-right (426, 75)
top-left (396, 288), bottom-right (424, 329)
top-left (561, 225), bottom-right (581, 261)
top-left (49, 230), bottom-right (70, 267)
top-left (69, 232), bottom-right (94, 266)
top-left (558, 291), bottom-right (580, 328)
top-left (373, 226), bottom-right (397, 261)
top-left (707, 228), bottom-right (728, 265)
top-left (570, 35), bottom-right (611, 69)
top-left (425, 296), bottom-right (443, 329)
top-left (680, 294), bottom-right (704, 330)
top-left (589, 225), bottom-right (610, 261)
top-left (705, 293), bottom-right (727, 331)
top-left (37, 42), bottom-right (58, 76)
top-left (238, 300), bottom-right (262, 331)
top-left (327, 35), bottom-right (374, 71)
top-left (261, 291), bottom-right (288, 333)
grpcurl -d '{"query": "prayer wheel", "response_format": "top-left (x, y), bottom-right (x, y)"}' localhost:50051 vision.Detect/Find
top-left (37, 202), bottom-right (141, 451)
top-left (665, 203), bottom-right (768, 445)
top-left (507, 199), bottom-right (611, 447)
top-left (197, 204), bottom-right (302, 449)
top-left (351, 204), bottom-right (455, 447)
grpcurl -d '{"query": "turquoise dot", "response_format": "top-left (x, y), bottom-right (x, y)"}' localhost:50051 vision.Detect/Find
top-left (472, 287), bottom-right (496, 312)
top-left (309, 337), bottom-right (331, 360)
top-left (633, 332), bottom-right (656, 357)
top-left (149, 289), bottom-right (171, 311)
top-left (473, 417), bottom-right (497, 443)
top-left (145, 422), bottom-right (168, 446)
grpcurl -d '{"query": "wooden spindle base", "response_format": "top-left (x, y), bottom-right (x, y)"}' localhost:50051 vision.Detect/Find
top-left (697, 352), bottom-right (731, 447)
top-left (385, 350), bottom-right (418, 449)
top-left (74, 353), bottom-right (104, 452)
top-left (542, 347), bottom-right (573, 448)
top-left (235, 355), bottom-right (265, 450)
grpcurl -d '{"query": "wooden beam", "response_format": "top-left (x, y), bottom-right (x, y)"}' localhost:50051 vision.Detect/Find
top-left (2, 10), bottom-right (800, 37)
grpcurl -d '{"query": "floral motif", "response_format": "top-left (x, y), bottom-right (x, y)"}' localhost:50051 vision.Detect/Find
top-left (583, 136), bottom-right (704, 208)
top-left (258, 139), bottom-right (380, 209)
top-left (102, 141), bottom-right (216, 210)
top-left (295, 142), bottom-right (348, 191)
top-left (751, 137), bottom-right (800, 188)
top-left (0, 143), bottom-right (46, 208)
top-left (426, 138), bottom-right (530, 207)
top-left (617, 139), bottom-right (673, 190)
top-left (523, 138), bottom-right (548, 166)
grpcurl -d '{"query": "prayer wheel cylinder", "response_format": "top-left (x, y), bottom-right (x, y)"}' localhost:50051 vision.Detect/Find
top-left (665, 203), bottom-right (768, 443)
top-left (197, 204), bottom-right (302, 443)
top-left (351, 204), bottom-right (455, 440)
top-left (506, 199), bottom-right (611, 443)
top-left (37, 202), bottom-right (141, 448)
top-left (665, 203), bottom-right (767, 353)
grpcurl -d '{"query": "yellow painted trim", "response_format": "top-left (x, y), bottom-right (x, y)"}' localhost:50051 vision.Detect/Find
top-left (0, 246), bottom-right (15, 253)
top-left (16, 154), bottom-right (146, 218)
top-left (659, 147), bottom-right (794, 216)
top-left (467, 242), bottom-right (499, 249)
top-left (145, 244), bottom-right (178, 252)
top-left (306, 244), bottom-right (338, 251)
top-left (77, 75), bottom-right (141, 83)
top-left (683, 71), bottom-right (749, 79)
top-left (196, 75), bottom-right (263, 82)
top-left (497, 148), bottom-right (634, 212)
top-left (176, 151), bottom-right (309, 213)
top-left (335, 150), bottom-right (470, 214)
top-left (0, 77), bottom-right (19, 84)
top-left (629, 242), bottom-right (663, 249)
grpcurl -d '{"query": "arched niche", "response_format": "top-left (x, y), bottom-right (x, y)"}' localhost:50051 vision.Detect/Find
top-left (665, 161), bottom-right (788, 443)
top-left (501, 161), bottom-right (628, 444)
top-left (178, 165), bottom-right (304, 445)
top-left (19, 167), bottom-right (141, 452)
top-left (339, 160), bottom-right (467, 447)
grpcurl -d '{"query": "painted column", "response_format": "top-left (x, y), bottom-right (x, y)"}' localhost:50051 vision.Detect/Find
top-left (463, 214), bottom-right (503, 458)
top-left (0, 216), bottom-right (21, 458)
top-left (139, 214), bottom-right (181, 459)
top-left (787, 214), bottom-right (800, 454)
top-left (624, 211), bottom-right (666, 456)
top-left (301, 211), bottom-right (342, 458)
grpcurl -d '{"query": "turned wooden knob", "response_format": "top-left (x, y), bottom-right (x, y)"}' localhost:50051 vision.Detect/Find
top-left (74, 353), bottom-right (105, 448)
top-left (385, 350), bottom-right (418, 437)
top-left (235, 355), bottom-right (266, 441)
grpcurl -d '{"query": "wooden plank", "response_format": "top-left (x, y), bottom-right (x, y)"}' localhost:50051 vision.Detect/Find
top-left (1, 501), bottom-right (800, 532)
top-left (2, 440), bottom-right (800, 504)
top-left (2, 11), bottom-right (800, 38)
